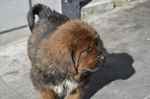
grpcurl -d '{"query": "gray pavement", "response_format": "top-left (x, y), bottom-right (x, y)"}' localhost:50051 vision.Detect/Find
top-left (0, 0), bottom-right (150, 99)
top-left (0, 38), bottom-right (38, 99)
top-left (90, 0), bottom-right (150, 99)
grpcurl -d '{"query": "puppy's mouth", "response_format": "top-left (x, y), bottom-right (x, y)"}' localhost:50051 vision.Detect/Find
top-left (80, 67), bottom-right (99, 73)
top-left (79, 67), bottom-right (99, 77)
top-left (79, 60), bottom-right (105, 76)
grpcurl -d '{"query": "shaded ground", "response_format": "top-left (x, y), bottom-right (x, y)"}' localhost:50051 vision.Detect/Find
top-left (0, 0), bottom-right (150, 99)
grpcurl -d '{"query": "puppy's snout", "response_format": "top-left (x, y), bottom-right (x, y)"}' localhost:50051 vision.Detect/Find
top-left (97, 55), bottom-right (105, 64)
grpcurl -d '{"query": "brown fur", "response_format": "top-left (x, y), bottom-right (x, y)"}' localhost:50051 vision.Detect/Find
top-left (28, 20), bottom-right (105, 99)
top-left (40, 88), bottom-right (57, 99)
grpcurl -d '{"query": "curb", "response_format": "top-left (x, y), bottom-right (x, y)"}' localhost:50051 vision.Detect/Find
top-left (82, 0), bottom-right (113, 21)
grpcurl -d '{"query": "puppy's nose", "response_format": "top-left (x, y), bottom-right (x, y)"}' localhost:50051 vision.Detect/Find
top-left (100, 55), bottom-right (105, 60)
top-left (97, 55), bottom-right (105, 64)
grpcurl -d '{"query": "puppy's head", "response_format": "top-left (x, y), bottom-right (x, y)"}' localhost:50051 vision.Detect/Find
top-left (67, 21), bottom-right (105, 80)
top-left (73, 36), bottom-right (105, 75)
top-left (57, 20), bottom-right (105, 79)
top-left (46, 20), bottom-right (105, 81)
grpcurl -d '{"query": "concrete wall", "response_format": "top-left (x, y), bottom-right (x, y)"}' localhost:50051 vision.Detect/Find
top-left (0, 0), bottom-right (63, 33)
top-left (0, 0), bottom-right (29, 32)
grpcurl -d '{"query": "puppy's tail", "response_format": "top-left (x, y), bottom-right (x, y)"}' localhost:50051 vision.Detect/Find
top-left (27, 4), bottom-right (53, 31)
top-left (27, 4), bottom-right (69, 31)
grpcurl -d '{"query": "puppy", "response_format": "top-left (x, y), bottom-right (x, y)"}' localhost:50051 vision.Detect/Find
top-left (27, 4), bottom-right (105, 99)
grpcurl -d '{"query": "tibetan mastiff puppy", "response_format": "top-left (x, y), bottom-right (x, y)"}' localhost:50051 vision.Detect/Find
top-left (27, 4), bottom-right (105, 99)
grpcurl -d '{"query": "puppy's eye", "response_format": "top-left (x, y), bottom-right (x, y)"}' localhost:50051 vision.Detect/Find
top-left (86, 47), bottom-right (93, 53)
top-left (80, 47), bottom-right (93, 56)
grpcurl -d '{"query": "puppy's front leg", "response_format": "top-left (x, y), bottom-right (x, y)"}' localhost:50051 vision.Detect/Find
top-left (66, 88), bottom-right (82, 99)
top-left (40, 88), bottom-right (57, 99)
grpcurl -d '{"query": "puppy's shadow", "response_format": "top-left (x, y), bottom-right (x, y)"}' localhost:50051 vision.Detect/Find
top-left (83, 52), bottom-right (135, 99)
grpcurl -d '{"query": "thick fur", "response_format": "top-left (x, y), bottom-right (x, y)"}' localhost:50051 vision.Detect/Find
top-left (27, 4), bottom-right (105, 99)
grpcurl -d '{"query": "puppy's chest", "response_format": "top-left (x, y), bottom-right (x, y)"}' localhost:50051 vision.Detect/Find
top-left (49, 79), bottom-right (78, 98)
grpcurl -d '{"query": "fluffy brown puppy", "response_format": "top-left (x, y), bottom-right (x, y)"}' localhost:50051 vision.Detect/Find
top-left (27, 4), bottom-right (105, 99)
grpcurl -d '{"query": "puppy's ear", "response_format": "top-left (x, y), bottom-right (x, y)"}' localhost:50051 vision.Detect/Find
top-left (54, 48), bottom-right (77, 75)
top-left (69, 49), bottom-right (78, 75)
top-left (71, 49), bottom-right (76, 66)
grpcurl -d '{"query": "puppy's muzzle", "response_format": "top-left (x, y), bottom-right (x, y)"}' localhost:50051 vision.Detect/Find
top-left (97, 54), bottom-right (105, 64)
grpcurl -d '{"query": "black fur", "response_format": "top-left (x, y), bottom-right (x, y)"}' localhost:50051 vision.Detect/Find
top-left (27, 3), bottom-right (69, 31)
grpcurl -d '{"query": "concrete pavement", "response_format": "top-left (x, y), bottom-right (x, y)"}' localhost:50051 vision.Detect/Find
top-left (0, 0), bottom-right (150, 99)
top-left (90, 0), bottom-right (150, 99)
